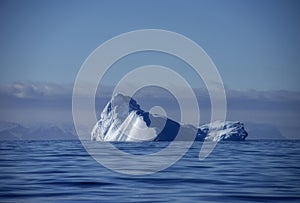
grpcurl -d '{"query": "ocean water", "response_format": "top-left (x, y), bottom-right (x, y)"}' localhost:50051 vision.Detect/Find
top-left (0, 140), bottom-right (300, 202)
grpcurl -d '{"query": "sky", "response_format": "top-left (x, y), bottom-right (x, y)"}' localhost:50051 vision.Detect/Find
top-left (0, 0), bottom-right (300, 139)
top-left (0, 0), bottom-right (300, 90)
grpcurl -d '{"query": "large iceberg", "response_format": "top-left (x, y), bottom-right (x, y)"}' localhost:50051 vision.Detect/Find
top-left (91, 94), bottom-right (248, 142)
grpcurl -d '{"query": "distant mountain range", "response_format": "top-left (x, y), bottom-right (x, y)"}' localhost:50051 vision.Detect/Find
top-left (0, 121), bottom-right (77, 140)
top-left (0, 120), bottom-right (286, 141)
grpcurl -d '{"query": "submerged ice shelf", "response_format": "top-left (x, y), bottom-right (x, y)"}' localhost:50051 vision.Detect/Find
top-left (91, 94), bottom-right (248, 142)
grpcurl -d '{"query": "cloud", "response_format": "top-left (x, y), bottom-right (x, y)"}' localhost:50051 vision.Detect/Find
top-left (1, 81), bottom-right (300, 139)
top-left (225, 89), bottom-right (300, 111)
top-left (0, 82), bottom-right (74, 124)
top-left (0, 81), bottom-right (72, 99)
top-left (1, 81), bottom-right (300, 110)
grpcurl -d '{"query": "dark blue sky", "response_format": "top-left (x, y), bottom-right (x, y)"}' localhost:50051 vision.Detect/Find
top-left (1, 0), bottom-right (300, 90)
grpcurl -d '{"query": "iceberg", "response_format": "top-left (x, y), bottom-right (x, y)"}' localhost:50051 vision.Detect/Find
top-left (91, 94), bottom-right (248, 142)
top-left (199, 120), bottom-right (248, 141)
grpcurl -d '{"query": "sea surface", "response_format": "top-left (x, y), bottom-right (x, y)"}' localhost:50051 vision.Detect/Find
top-left (0, 140), bottom-right (300, 202)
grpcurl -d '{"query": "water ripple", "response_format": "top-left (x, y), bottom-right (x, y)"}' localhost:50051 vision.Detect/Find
top-left (0, 140), bottom-right (300, 202)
